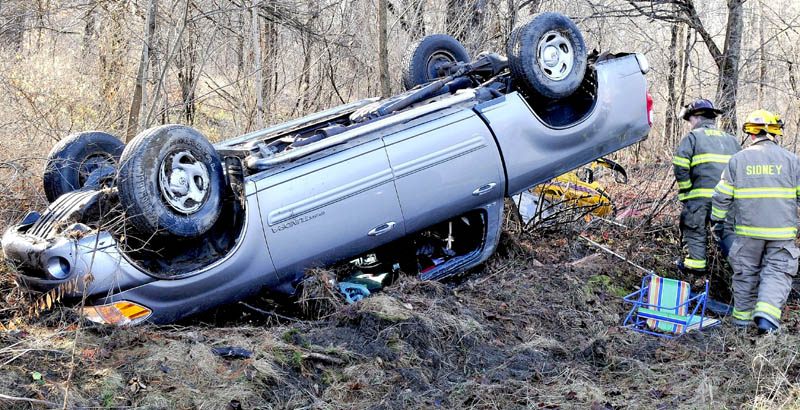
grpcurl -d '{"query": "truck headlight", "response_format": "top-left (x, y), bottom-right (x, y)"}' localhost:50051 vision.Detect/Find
top-left (80, 301), bottom-right (151, 326)
top-left (46, 256), bottom-right (71, 279)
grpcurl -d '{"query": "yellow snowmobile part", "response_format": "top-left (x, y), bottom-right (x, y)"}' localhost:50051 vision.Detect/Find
top-left (533, 170), bottom-right (613, 217)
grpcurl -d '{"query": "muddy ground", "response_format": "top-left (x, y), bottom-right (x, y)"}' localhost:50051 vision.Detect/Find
top-left (2, 164), bottom-right (800, 409)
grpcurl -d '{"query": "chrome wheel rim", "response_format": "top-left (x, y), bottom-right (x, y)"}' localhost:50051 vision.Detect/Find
top-left (158, 150), bottom-right (210, 214)
top-left (536, 30), bottom-right (574, 81)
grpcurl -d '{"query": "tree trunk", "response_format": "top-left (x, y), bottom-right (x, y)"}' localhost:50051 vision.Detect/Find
top-left (469, 0), bottom-right (486, 52)
top-left (678, 24), bottom-right (691, 111)
top-left (126, 0), bottom-right (157, 142)
top-left (98, 2), bottom-right (127, 110)
top-left (665, 23), bottom-right (680, 146)
top-left (177, 18), bottom-right (197, 125)
top-left (758, 0), bottom-right (766, 107)
top-left (789, 61), bottom-right (798, 153)
top-left (446, 0), bottom-right (485, 53)
top-left (260, 1), bottom-right (278, 111)
top-left (446, 0), bottom-right (467, 42)
top-left (295, 0), bottom-right (316, 114)
top-left (507, 0), bottom-right (539, 35)
top-left (387, 0), bottom-right (425, 40)
top-left (0, 1), bottom-right (26, 49)
top-left (713, 0), bottom-right (745, 133)
top-left (82, 2), bottom-right (95, 55)
top-left (236, 1), bottom-right (245, 76)
top-left (251, 0), bottom-right (263, 128)
top-left (34, 0), bottom-right (44, 48)
top-left (411, 0), bottom-right (426, 40)
top-left (508, 0), bottom-right (517, 35)
top-left (378, 0), bottom-right (390, 98)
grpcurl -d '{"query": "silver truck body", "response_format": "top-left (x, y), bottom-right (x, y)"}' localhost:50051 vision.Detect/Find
top-left (3, 54), bottom-right (650, 324)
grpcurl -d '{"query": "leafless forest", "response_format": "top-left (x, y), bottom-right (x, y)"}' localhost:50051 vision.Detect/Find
top-left (1, 0), bottom-right (799, 154)
top-left (2, 1), bottom-right (800, 409)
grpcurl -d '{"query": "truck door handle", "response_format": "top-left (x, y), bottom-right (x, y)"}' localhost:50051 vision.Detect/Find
top-left (472, 183), bottom-right (496, 196)
top-left (368, 222), bottom-right (396, 237)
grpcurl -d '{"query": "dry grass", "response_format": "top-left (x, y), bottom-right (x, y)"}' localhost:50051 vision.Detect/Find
top-left (1, 232), bottom-right (800, 408)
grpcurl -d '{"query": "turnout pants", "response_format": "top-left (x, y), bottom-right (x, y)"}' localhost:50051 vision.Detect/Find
top-left (679, 198), bottom-right (736, 270)
top-left (728, 237), bottom-right (799, 328)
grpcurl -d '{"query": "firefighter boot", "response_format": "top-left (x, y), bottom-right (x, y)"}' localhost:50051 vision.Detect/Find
top-left (756, 317), bottom-right (778, 334)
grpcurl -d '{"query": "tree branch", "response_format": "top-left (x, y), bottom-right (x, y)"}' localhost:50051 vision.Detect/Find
top-left (0, 393), bottom-right (59, 407)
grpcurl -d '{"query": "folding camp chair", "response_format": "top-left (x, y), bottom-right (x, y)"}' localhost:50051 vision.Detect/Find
top-left (622, 274), bottom-right (720, 337)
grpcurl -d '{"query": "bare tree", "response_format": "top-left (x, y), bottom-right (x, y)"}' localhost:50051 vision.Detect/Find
top-left (236, 0), bottom-right (245, 75)
top-left (82, 1), bottom-right (96, 55)
top-left (251, 0), bottom-right (263, 127)
top-left (3, 0), bottom-right (800, 170)
top-left (98, 2), bottom-right (128, 111)
top-left (388, 0), bottom-right (426, 40)
top-left (757, 0), bottom-right (766, 106)
top-left (614, 0), bottom-right (745, 132)
top-left (126, 0), bottom-right (158, 142)
top-left (260, 1), bottom-right (278, 104)
top-left (446, 0), bottom-right (487, 53)
top-left (177, 21), bottom-right (197, 124)
top-left (294, 0), bottom-right (318, 114)
top-left (0, 0), bottom-right (26, 49)
top-left (678, 24), bottom-right (693, 113)
top-left (664, 23), bottom-right (680, 145)
top-left (378, 0), bottom-right (390, 98)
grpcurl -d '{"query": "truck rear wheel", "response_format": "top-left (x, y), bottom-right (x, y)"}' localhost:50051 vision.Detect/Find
top-left (117, 125), bottom-right (225, 238)
top-left (402, 34), bottom-right (470, 90)
top-left (507, 12), bottom-right (587, 99)
top-left (43, 131), bottom-right (124, 202)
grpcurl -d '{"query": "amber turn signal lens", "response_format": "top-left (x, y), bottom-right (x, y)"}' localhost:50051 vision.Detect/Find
top-left (80, 301), bottom-right (151, 326)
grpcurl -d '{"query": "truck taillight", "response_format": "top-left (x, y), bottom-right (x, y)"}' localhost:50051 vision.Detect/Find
top-left (646, 90), bottom-right (653, 127)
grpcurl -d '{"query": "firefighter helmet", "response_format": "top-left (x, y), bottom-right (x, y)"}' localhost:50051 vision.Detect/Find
top-left (742, 109), bottom-right (783, 136)
top-left (679, 99), bottom-right (723, 120)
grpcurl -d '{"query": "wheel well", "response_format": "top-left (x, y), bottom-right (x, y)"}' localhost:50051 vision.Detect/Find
top-left (119, 156), bottom-right (248, 278)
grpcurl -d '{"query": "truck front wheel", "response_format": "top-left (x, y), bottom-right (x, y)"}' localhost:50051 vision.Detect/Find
top-left (117, 125), bottom-right (225, 238)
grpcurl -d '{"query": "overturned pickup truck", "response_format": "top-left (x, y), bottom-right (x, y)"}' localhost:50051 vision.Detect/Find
top-left (3, 13), bottom-right (651, 325)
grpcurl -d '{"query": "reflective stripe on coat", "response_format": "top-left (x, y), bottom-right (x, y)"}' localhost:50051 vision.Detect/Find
top-left (711, 139), bottom-right (800, 240)
top-left (673, 120), bottom-right (741, 201)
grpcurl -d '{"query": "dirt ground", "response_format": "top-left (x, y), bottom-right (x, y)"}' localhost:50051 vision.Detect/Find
top-left (2, 164), bottom-right (800, 409)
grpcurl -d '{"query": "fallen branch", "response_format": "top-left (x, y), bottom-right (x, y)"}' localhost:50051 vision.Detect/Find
top-left (3, 349), bottom-right (69, 366)
top-left (569, 253), bottom-right (603, 267)
top-left (301, 351), bottom-right (345, 365)
top-left (0, 393), bottom-right (59, 407)
top-left (578, 235), bottom-right (652, 275)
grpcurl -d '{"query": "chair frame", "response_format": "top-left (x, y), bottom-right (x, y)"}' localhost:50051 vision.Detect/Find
top-left (622, 273), bottom-right (719, 338)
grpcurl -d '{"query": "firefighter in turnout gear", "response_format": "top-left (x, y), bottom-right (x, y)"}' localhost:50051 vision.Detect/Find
top-left (711, 109), bottom-right (800, 333)
top-left (673, 99), bottom-right (740, 272)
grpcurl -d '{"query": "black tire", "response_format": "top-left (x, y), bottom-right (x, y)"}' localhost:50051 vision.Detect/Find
top-left (117, 125), bottom-right (225, 238)
top-left (43, 131), bottom-right (125, 202)
top-left (402, 34), bottom-right (470, 90)
top-left (507, 12), bottom-right (587, 99)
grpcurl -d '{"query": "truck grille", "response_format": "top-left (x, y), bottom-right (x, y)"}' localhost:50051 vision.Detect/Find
top-left (27, 190), bottom-right (99, 239)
